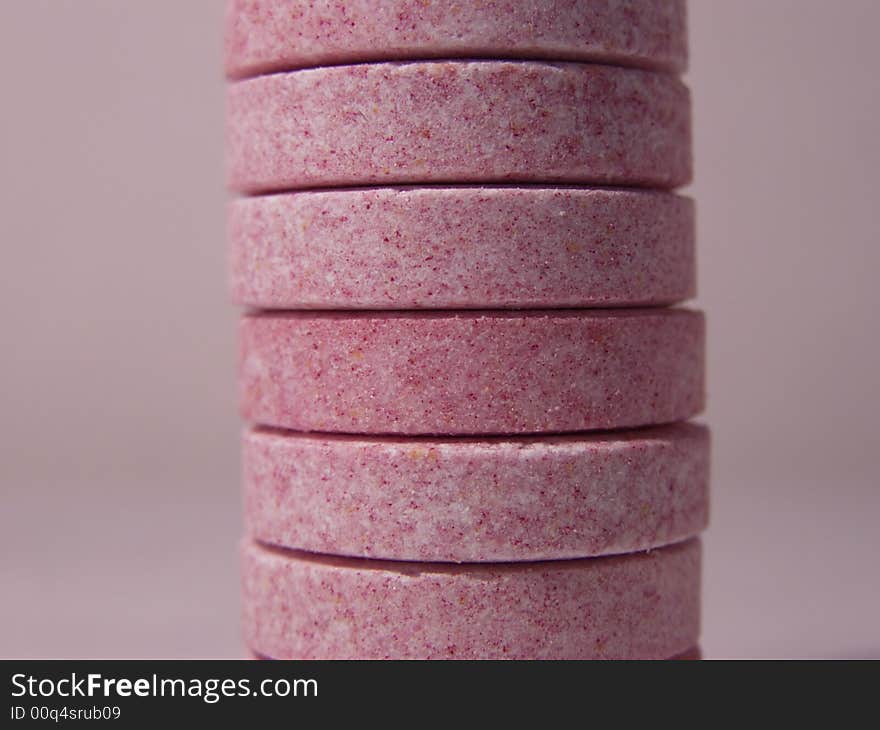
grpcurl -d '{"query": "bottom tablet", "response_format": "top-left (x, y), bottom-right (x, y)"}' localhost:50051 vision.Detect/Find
top-left (670, 646), bottom-right (702, 660)
top-left (242, 539), bottom-right (700, 660)
top-left (249, 647), bottom-right (702, 661)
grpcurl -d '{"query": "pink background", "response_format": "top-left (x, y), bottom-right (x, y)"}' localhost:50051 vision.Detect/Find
top-left (1, 1), bottom-right (878, 659)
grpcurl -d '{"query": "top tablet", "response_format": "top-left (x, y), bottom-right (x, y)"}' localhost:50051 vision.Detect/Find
top-left (225, 0), bottom-right (688, 78)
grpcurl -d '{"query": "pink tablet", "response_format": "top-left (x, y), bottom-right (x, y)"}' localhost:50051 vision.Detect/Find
top-left (226, 62), bottom-right (691, 192)
top-left (242, 539), bottom-right (701, 659)
top-left (243, 423), bottom-right (710, 561)
top-left (226, 0), bottom-right (688, 78)
top-left (251, 647), bottom-right (702, 660)
top-left (240, 309), bottom-right (705, 435)
top-left (229, 187), bottom-right (695, 309)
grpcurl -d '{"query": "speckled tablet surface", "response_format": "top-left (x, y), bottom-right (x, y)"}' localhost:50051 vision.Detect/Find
top-left (239, 309), bottom-right (705, 435)
top-left (226, 61), bottom-right (691, 192)
top-left (250, 646), bottom-right (704, 660)
top-left (242, 539), bottom-right (701, 659)
top-left (229, 187), bottom-right (695, 309)
top-left (243, 423), bottom-right (710, 561)
top-left (225, 0), bottom-right (688, 78)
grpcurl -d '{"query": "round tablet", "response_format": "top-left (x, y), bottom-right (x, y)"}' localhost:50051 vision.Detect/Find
top-left (239, 309), bottom-right (705, 435)
top-left (251, 646), bottom-right (702, 660)
top-left (226, 61), bottom-right (691, 193)
top-left (242, 539), bottom-right (701, 660)
top-left (225, 0), bottom-right (689, 78)
top-left (243, 423), bottom-right (710, 562)
top-left (229, 187), bottom-right (695, 309)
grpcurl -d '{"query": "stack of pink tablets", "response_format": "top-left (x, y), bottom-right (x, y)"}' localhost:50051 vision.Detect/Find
top-left (226, 0), bottom-right (708, 660)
